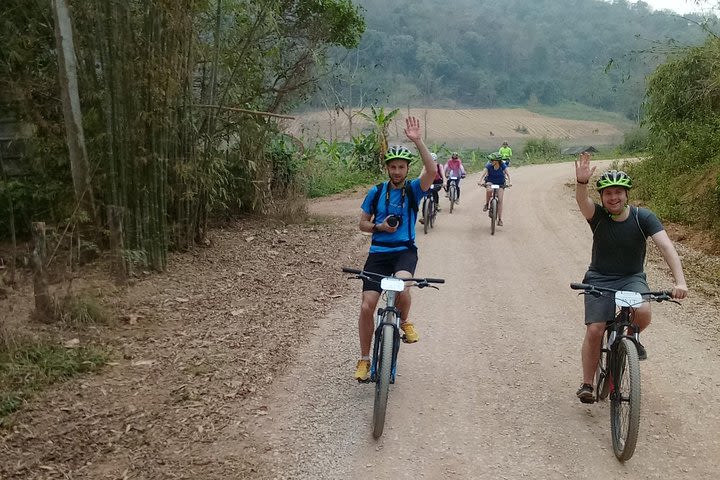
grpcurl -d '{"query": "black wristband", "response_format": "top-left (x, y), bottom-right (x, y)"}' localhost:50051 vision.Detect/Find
top-left (576, 179), bottom-right (589, 185)
top-left (371, 224), bottom-right (379, 233)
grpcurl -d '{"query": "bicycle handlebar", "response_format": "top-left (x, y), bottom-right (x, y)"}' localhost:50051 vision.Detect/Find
top-left (342, 267), bottom-right (445, 284)
top-left (570, 282), bottom-right (676, 302)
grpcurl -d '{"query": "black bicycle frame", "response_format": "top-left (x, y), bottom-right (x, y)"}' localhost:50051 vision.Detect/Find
top-left (604, 306), bottom-right (641, 395)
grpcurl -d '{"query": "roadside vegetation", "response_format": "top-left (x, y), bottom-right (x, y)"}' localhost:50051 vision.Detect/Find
top-left (619, 37), bottom-right (720, 252)
top-left (0, 0), bottom-right (365, 422)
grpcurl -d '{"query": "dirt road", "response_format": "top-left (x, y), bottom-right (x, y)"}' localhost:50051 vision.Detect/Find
top-left (245, 162), bottom-right (720, 479)
top-left (3, 162), bottom-right (719, 479)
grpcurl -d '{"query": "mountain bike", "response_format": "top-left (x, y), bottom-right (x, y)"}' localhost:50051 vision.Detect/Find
top-left (421, 184), bottom-right (441, 234)
top-left (342, 268), bottom-right (444, 438)
top-left (447, 177), bottom-right (459, 214)
top-left (570, 282), bottom-right (680, 462)
top-left (484, 183), bottom-right (510, 235)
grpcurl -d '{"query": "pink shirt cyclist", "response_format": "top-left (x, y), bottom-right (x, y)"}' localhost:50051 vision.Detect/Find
top-left (444, 152), bottom-right (466, 200)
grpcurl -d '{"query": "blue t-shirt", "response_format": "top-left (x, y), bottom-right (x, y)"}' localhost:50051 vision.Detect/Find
top-left (361, 178), bottom-right (425, 253)
top-left (484, 162), bottom-right (507, 185)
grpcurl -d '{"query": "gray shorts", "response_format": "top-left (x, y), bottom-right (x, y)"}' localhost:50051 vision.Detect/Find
top-left (582, 271), bottom-right (649, 324)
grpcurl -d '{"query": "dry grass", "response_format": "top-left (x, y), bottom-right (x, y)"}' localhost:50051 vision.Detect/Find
top-left (286, 108), bottom-right (626, 150)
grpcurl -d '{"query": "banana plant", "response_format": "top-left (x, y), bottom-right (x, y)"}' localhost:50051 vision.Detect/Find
top-left (358, 106), bottom-right (400, 172)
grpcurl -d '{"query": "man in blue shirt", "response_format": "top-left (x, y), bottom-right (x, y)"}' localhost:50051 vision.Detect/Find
top-left (354, 116), bottom-right (437, 381)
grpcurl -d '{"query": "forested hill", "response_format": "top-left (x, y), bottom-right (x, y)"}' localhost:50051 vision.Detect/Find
top-left (310, 0), bottom-right (714, 120)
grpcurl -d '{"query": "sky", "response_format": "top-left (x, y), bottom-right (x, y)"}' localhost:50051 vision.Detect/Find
top-left (632, 0), bottom-right (716, 14)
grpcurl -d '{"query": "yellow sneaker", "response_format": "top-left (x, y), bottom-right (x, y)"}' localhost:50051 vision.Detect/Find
top-left (354, 359), bottom-right (370, 381)
top-left (400, 322), bottom-right (419, 343)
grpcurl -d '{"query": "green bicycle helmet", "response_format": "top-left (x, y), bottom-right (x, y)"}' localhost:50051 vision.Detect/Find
top-left (487, 152), bottom-right (501, 161)
top-left (384, 145), bottom-right (414, 163)
top-left (596, 170), bottom-right (632, 191)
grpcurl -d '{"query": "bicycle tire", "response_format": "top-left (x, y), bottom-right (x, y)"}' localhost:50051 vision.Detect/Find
top-left (372, 321), bottom-right (394, 439)
top-left (449, 184), bottom-right (456, 214)
top-left (595, 329), bottom-right (610, 401)
top-left (422, 198), bottom-right (430, 235)
top-left (429, 200), bottom-right (436, 229)
top-left (490, 198), bottom-right (497, 235)
top-left (610, 337), bottom-right (641, 461)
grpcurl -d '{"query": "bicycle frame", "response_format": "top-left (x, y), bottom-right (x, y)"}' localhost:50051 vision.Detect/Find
top-left (596, 301), bottom-right (641, 399)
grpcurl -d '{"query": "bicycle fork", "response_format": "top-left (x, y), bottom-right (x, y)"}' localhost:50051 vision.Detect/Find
top-left (371, 307), bottom-right (401, 383)
top-left (371, 291), bottom-right (402, 383)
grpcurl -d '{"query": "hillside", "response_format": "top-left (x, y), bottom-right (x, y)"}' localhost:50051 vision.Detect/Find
top-left (285, 108), bottom-right (627, 149)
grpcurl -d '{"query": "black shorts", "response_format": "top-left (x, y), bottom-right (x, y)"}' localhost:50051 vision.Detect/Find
top-left (361, 247), bottom-right (419, 292)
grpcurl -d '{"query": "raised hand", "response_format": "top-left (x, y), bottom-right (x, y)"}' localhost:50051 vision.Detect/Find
top-left (575, 151), bottom-right (596, 183)
top-left (404, 116), bottom-right (422, 143)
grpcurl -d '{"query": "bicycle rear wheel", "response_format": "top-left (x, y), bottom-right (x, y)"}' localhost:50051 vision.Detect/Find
top-left (373, 321), bottom-right (395, 439)
top-left (610, 337), bottom-right (641, 461)
top-left (595, 328), bottom-right (610, 401)
top-left (422, 198), bottom-right (430, 235)
top-left (489, 198), bottom-right (497, 235)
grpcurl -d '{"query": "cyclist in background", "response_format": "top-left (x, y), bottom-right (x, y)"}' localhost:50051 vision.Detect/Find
top-left (444, 152), bottom-right (466, 204)
top-left (573, 151), bottom-right (688, 402)
top-left (419, 153), bottom-right (446, 224)
top-left (499, 141), bottom-right (513, 166)
top-left (353, 116), bottom-right (437, 381)
top-left (480, 153), bottom-right (510, 226)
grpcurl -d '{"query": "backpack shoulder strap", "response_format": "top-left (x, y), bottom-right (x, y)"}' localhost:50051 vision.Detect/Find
top-left (633, 205), bottom-right (648, 239)
top-left (370, 182), bottom-right (385, 219)
top-left (405, 182), bottom-right (419, 215)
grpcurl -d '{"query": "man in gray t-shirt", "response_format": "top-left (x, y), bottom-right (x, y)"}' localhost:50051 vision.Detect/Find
top-left (573, 152), bottom-right (688, 403)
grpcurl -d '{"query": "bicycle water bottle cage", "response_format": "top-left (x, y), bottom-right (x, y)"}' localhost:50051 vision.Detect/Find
top-left (614, 290), bottom-right (643, 308)
top-left (381, 277), bottom-right (406, 292)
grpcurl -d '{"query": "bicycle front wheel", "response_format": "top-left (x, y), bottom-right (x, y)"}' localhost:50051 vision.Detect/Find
top-left (373, 322), bottom-right (395, 439)
top-left (610, 337), bottom-right (641, 461)
top-left (449, 185), bottom-right (456, 213)
top-left (490, 198), bottom-right (497, 235)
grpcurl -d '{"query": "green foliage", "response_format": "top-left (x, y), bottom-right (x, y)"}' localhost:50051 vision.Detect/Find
top-left (0, 343), bottom-right (107, 421)
top-left (0, 0), bottom-right (366, 268)
top-left (358, 106), bottom-right (400, 171)
top-left (617, 127), bottom-right (650, 154)
top-left (301, 138), bottom-right (380, 197)
top-left (522, 137), bottom-right (561, 163)
top-left (628, 36), bottom-right (720, 239)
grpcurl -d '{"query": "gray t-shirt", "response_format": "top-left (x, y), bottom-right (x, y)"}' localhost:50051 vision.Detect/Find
top-left (587, 204), bottom-right (664, 276)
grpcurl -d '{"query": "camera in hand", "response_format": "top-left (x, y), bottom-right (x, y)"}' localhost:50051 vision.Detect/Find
top-left (386, 215), bottom-right (402, 228)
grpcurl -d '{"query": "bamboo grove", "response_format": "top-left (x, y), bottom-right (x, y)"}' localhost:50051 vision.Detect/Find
top-left (0, 0), bottom-right (364, 271)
